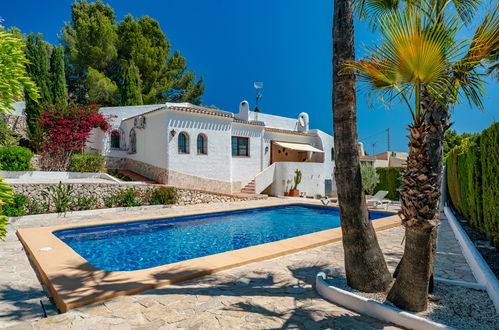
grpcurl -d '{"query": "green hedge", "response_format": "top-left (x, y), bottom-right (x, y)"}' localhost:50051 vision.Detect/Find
top-left (375, 167), bottom-right (403, 200)
top-left (0, 147), bottom-right (33, 171)
top-left (70, 154), bottom-right (106, 172)
top-left (446, 122), bottom-right (498, 248)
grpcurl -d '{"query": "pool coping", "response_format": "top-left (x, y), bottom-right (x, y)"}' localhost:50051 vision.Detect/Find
top-left (16, 202), bottom-right (400, 313)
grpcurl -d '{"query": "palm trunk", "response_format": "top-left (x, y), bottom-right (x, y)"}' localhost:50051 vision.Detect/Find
top-left (387, 89), bottom-right (450, 311)
top-left (333, 0), bottom-right (391, 292)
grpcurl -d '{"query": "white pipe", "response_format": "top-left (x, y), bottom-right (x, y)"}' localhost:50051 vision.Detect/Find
top-left (444, 206), bottom-right (499, 313)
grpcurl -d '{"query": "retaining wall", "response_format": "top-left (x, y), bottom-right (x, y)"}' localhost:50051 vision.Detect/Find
top-left (10, 182), bottom-right (265, 211)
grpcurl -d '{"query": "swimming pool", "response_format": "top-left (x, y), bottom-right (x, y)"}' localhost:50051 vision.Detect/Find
top-left (54, 204), bottom-right (391, 272)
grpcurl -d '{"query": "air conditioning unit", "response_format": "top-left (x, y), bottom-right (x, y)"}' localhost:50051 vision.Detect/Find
top-left (134, 116), bottom-right (146, 128)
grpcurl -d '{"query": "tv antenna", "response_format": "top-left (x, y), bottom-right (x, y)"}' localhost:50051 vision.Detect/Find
top-left (254, 81), bottom-right (263, 112)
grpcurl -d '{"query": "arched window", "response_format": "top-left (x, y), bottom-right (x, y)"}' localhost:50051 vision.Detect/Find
top-left (110, 130), bottom-right (121, 149)
top-left (197, 134), bottom-right (207, 155)
top-left (129, 129), bottom-right (137, 153)
top-left (178, 132), bottom-right (189, 154)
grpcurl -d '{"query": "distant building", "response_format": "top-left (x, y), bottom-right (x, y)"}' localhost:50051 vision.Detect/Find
top-left (373, 151), bottom-right (408, 168)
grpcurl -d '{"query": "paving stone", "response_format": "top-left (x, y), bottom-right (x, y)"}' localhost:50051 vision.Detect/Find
top-left (0, 199), bottom-right (480, 329)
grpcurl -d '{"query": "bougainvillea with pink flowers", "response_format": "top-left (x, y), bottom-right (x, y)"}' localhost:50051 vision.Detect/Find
top-left (39, 103), bottom-right (109, 170)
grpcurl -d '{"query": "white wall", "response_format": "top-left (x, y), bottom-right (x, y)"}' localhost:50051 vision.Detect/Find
top-left (269, 162), bottom-right (326, 196)
top-left (166, 111), bottom-right (233, 182)
top-left (122, 110), bottom-right (168, 169)
top-left (230, 123), bottom-right (264, 185)
top-left (249, 111), bottom-right (299, 130)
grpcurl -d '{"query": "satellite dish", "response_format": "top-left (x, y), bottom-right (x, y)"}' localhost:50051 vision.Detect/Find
top-left (298, 116), bottom-right (305, 128)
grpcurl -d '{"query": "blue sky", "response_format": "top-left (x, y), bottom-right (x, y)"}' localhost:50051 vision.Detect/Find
top-left (2, 0), bottom-right (497, 154)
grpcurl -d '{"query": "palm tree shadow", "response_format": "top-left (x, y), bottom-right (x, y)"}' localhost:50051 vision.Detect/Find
top-left (32, 259), bottom-right (397, 328)
top-left (0, 285), bottom-right (46, 323)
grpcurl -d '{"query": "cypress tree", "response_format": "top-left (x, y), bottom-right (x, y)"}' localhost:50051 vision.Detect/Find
top-left (121, 61), bottom-right (143, 106)
top-left (50, 46), bottom-right (67, 105)
top-left (35, 34), bottom-right (53, 105)
top-left (24, 33), bottom-right (52, 152)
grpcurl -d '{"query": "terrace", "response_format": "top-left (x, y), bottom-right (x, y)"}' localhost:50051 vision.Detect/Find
top-left (1, 198), bottom-right (496, 329)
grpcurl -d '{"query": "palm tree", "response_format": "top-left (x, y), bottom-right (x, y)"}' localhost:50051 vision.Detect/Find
top-left (349, 2), bottom-right (499, 311)
top-left (333, 0), bottom-right (392, 292)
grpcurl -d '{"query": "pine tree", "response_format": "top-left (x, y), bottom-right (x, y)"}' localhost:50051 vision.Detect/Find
top-left (62, 0), bottom-right (118, 103)
top-left (85, 67), bottom-right (119, 106)
top-left (50, 46), bottom-right (67, 105)
top-left (62, 1), bottom-right (205, 105)
top-left (121, 61), bottom-right (143, 106)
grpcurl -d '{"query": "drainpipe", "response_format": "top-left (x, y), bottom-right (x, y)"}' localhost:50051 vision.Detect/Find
top-left (165, 109), bottom-right (170, 184)
top-left (260, 129), bottom-right (264, 171)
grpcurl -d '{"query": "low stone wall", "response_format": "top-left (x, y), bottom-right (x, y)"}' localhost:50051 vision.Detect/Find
top-left (10, 182), bottom-right (266, 211)
top-left (175, 188), bottom-right (246, 205)
top-left (10, 183), bottom-right (152, 208)
top-left (106, 156), bottom-right (239, 194)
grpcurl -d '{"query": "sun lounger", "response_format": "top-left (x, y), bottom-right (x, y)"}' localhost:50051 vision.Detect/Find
top-left (320, 196), bottom-right (338, 206)
top-left (366, 190), bottom-right (390, 209)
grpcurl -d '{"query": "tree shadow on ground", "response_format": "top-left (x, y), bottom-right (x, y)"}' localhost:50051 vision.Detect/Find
top-left (41, 260), bottom-right (396, 328)
top-left (0, 285), bottom-right (45, 323)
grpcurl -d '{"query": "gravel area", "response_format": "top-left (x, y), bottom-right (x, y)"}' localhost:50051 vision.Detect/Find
top-left (325, 270), bottom-right (499, 330)
top-left (455, 215), bottom-right (498, 278)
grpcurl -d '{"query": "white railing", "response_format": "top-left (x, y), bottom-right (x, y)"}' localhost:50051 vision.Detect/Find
top-left (254, 163), bottom-right (276, 194)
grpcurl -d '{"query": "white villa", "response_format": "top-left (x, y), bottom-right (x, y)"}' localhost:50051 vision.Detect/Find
top-left (87, 101), bottom-right (336, 196)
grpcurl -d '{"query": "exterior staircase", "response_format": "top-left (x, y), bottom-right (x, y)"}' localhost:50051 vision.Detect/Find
top-left (241, 179), bottom-right (256, 194)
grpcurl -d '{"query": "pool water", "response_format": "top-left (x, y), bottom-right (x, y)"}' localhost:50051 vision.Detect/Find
top-left (54, 204), bottom-right (390, 271)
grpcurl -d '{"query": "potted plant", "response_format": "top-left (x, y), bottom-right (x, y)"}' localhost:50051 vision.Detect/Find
top-left (282, 180), bottom-right (289, 196)
top-left (289, 169), bottom-right (302, 197)
top-left (284, 179), bottom-right (292, 196)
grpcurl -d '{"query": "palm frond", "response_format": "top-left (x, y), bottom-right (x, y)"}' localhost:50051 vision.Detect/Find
top-left (356, 0), bottom-right (400, 22)
top-left (465, 6), bottom-right (499, 66)
top-left (450, 0), bottom-right (482, 23)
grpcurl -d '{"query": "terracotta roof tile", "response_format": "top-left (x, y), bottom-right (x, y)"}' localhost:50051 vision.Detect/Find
top-left (167, 105), bottom-right (233, 118)
top-left (233, 119), bottom-right (265, 126)
top-left (264, 127), bottom-right (315, 136)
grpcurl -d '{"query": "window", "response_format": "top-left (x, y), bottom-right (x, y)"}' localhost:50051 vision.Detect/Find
top-left (197, 134), bottom-right (207, 154)
top-left (110, 130), bottom-right (121, 149)
top-left (178, 132), bottom-right (189, 154)
top-left (129, 129), bottom-right (136, 153)
top-left (331, 147), bottom-right (335, 161)
top-left (232, 136), bottom-right (249, 156)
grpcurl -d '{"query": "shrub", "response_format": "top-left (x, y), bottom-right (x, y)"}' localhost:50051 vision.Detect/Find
top-left (39, 102), bottom-right (109, 170)
top-left (115, 189), bottom-right (142, 207)
top-left (480, 123), bottom-right (498, 247)
top-left (375, 167), bottom-right (404, 200)
top-left (3, 193), bottom-right (27, 217)
top-left (42, 182), bottom-right (74, 213)
top-left (70, 154), bottom-right (106, 172)
top-left (360, 165), bottom-right (379, 195)
top-left (25, 198), bottom-right (49, 215)
top-left (148, 187), bottom-right (176, 205)
top-left (0, 178), bottom-right (13, 239)
top-left (0, 147), bottom-right (33, 171)
top-left (446, 122), bottom-right (498, 248)
top-left (107, 169), bottom-right (133, 181)
top-left (103, 195), bottom-right (119, 208)
top-left (71, 194), bottom-right (98, 211)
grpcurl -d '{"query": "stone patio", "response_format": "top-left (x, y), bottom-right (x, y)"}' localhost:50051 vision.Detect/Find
top-left (0, 198), bottom-right (478, 329)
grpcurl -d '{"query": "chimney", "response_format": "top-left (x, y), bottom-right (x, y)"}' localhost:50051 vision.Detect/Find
top-left (297, 112), bottom-right (309, 133)
top-left (237, 100), bottom-right (250, 121)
